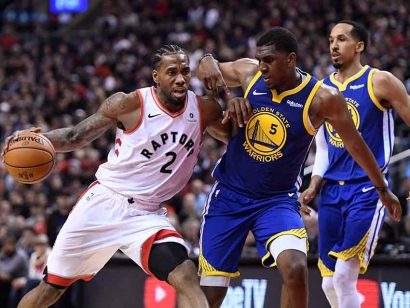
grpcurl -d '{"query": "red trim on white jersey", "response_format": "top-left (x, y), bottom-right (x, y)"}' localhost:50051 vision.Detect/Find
top-left (124, 89), bottom-right (144, 134)
top-left (196, 94), bottom-right (204, 136)
top-left (47, 272), bottom-right (94, 287)
top-left (150, 86), bottom-right (187, 118)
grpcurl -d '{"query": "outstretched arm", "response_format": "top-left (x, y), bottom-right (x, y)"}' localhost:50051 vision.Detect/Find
top-left (3, 92), bottom-right (140, 154)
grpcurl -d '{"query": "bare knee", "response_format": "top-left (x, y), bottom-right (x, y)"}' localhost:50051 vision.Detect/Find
top-left (168, 259), bottom-right (199, 291)
top-left (201, 286), bottom-right (227, 308)
top-left (277, 250), bottom-right (308, 288)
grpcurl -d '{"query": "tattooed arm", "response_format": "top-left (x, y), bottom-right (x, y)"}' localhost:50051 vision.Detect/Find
top-left (2, 91), bottom-right (140, 154)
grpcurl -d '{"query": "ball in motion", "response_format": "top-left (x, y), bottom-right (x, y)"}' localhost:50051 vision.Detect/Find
top-left (4, 132), bottom-right (56, 184)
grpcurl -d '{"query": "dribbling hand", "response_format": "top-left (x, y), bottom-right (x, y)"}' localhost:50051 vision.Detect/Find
top-left (222, 97), bottom-right (252, 127)
top-left (1, 127), bottom-right (42, 160)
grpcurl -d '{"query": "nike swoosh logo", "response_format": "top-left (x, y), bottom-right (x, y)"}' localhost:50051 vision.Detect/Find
top-left (253, 90), bottom-right (267, 95)
top-left (148, 113), bottom-right (161, 118)
top-left (288, 193), bottom-right (295, 197)
top-left (362, 187), bottom-right (375, 193)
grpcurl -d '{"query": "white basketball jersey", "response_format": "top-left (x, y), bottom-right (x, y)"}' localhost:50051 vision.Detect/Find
top-left (95, 87), bottom-right (203, 207)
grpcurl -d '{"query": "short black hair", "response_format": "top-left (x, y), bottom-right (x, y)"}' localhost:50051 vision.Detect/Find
top-left (338, 20), bottom-right (368, 52)
top-left (151, 44), bottom-right (187, 69)
top-left (256, 27), bottom-right (298, 55)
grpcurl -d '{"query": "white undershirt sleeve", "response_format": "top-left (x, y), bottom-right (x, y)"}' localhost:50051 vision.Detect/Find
top-left (312, 124), bottom-right (329, 177)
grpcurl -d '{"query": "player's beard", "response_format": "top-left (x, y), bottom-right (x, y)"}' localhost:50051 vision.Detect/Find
top-left (333, 61), bottom-right (342, 69)
top-left (161, 88), bottom-right (186, 107)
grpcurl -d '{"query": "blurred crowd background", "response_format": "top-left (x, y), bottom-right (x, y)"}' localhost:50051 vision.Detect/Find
top-left (1, 0), bottom-right (410, 307)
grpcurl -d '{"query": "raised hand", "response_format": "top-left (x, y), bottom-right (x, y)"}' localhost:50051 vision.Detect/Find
top-left (200, 56), bottom-right (230, 101)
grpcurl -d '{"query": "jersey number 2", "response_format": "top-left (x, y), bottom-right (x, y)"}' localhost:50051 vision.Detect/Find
top-left (160, 152), bottom-right (177, 174)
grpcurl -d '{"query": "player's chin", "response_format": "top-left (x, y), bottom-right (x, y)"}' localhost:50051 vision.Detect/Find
top-left (332, 61), bottom-right (342, 69)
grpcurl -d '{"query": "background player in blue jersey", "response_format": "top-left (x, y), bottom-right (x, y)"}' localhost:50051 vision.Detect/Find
top-left (300, 21), bottom-right (410, 308)
top-left (197, 27), bottom-right (401, 308)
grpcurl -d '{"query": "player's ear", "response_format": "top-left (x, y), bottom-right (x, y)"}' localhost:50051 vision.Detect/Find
top-left (152, 70), bottom-right (159, 84)
top-left (287, 52), bottom-right (296, 67)
top-left (356, 41), bottom-right (364, 53)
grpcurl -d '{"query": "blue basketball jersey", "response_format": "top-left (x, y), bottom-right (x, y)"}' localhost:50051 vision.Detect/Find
top-left (322, 65), bottom-right (395, 181)
top-left (212, 69), bottom-right (322, 198)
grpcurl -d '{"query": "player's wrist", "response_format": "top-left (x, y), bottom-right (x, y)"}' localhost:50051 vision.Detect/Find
top-left (199, 53), bottom-right (214, 63)
top-left (199, 53), bottom-right (219, 66)
top-left (375, 186), bottom-right (389, 194)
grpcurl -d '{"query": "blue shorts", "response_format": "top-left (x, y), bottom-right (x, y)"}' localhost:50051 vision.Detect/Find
top-left (199, 182), bottom-right (307, 278)
top-left (318, 179), bottom-right (386, 277)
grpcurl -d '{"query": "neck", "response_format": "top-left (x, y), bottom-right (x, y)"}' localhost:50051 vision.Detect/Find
top-left (276, 69), bottom-right (301, 94)
top-left (155, 87), bottom-right (184, 113)
top-left (335, 62), bottom-right (363, 84)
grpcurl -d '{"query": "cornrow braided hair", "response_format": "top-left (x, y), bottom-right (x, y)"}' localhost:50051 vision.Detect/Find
top-left (152, 44), bottom-right (187, 69)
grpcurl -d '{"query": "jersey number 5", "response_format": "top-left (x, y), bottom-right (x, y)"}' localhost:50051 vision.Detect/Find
top-left (160, 152), bottom-right (177, 174)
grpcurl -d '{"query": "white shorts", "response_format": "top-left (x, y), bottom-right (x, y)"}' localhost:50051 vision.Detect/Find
top-left (46, 181), bottom-right (188, 287)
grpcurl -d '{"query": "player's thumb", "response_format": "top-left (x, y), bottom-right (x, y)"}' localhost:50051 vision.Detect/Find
top-left (30, 127), bottom-right (42, 133)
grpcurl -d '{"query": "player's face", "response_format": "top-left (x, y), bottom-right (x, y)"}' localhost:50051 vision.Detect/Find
top-left (329, 23), bottom-right (362, 69)
top-left (153, 54), bottom-right (191, 107)
top-left (255, 45), bottom-right (293, 90)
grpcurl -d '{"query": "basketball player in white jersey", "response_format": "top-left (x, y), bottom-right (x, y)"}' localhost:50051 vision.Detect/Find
top-left (2, 45), bottom-right (231, 308)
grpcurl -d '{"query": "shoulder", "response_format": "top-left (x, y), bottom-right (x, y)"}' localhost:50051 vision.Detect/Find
top-left (371, 69), bottom-right (396, 86)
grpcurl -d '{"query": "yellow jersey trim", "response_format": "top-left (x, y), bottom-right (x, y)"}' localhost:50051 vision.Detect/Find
top-left (329, 65), bottom-right (369, 91)
top-left (368, 69), bottom-right (384, 111)
top-left (303, 80), bottom-right (323, 135)
top-left (261, 228), bottom-right (308, 268)
top-left (328, 229), bottom-right (370, 274)
top-left (317, 258), bottom-right (334, 277)
top-left (244, 71), bottom-right (262, 98)
top-left (198, 252), bottom-right (240, 278)
top-left (271, 74), bottom-right (312, 103)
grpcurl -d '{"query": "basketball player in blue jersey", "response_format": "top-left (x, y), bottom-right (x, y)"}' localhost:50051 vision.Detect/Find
top-left (299, 21), bottom-right (410, 308)
top-left (196, 27), bottom-right (401, 308)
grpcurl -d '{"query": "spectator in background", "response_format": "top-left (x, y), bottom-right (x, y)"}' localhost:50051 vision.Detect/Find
top-left (181, 217), bottom-right (201, 257)
top-left (16, 227), bottom-right (36, 257)
top-left (15, 235), bottom-right (51, 301)
top-left (0, 233), bottom-right (28, 308)
top-left (46, 191), bottom-right (73, 246)
top-left (189, 179), bottom-right (207, 216)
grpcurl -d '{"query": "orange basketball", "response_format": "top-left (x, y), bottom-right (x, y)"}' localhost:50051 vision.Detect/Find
top-left (3, 132), bottom-right (56, 184)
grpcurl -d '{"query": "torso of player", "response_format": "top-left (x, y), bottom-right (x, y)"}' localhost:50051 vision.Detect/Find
top-left (322, 65), bottom-right (395, 181)
top-left (95, 87), bottom-right (203, 207)
top-left (213, 69), bottom-right (322, 198)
